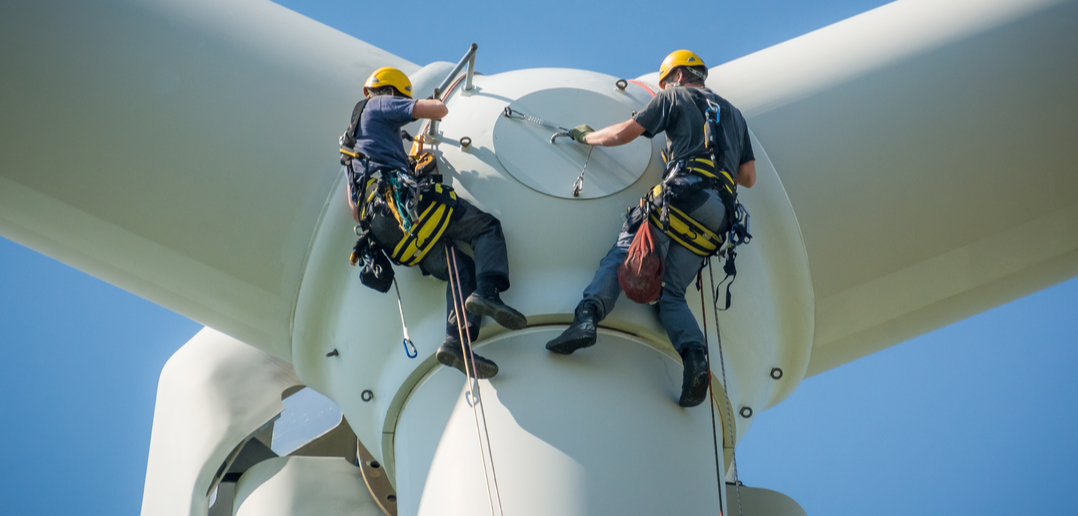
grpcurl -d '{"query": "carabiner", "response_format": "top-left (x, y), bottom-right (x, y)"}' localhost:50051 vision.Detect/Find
top-left (402, 338), bottom-right (418, 359)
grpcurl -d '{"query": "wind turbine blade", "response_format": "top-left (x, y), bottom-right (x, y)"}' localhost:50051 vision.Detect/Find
top-left (713, 0), bottom-right (1078, 375)
top-left (0, 0), bottom-right (416, 360)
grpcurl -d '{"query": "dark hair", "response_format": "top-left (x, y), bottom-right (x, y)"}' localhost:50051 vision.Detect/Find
top-left (666, 65), bottom-right (708, 86)
top-left (368, 85), bottom-right (405, 97)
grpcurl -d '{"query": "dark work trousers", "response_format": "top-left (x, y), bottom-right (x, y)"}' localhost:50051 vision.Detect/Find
top-left (581, 188), bottom-right (728, 354)
top-left (415, 198), bottom-right (512, 340)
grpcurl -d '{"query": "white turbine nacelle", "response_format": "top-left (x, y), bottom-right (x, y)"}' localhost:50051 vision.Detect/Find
top-left (137, 57), bottom-right (814, 515)
top-left (285, 64), bottom-right (812, 515)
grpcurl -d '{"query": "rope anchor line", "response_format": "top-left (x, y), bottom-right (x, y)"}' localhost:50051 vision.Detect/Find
top-left (446, 244), bottom-right (505, 516)
top-left (701, 262), bottom-right (744, 516)
top-left (502, 106), bottom-right (569, 143)
top-left (572, 145), bottom-right (594, 197)
top-left (503, 106), bottom-right (595, 197)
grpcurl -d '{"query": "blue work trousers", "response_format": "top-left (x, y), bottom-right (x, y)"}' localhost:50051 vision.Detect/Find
top-left (581, 189), bottom-right (727, 354)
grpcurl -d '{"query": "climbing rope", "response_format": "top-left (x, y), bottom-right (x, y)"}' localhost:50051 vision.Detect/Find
top-left (446, 244), bottom-right (505, 516)
top-left (697, 271), bottom-right (726, 516)
top-left (392, 279), bottom-right (418, 359)
top-left (707, 261), bottom-right (743, 516)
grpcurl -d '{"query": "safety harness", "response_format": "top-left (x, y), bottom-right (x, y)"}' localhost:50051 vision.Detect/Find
top-left (643, 90), bottom-right (752, 309)
top-left (341, 99), bottom-right (461, 360)
top-left (341, 100), bottom-right (460, 269)
top-left (646, 157), bottom-right (734, 256)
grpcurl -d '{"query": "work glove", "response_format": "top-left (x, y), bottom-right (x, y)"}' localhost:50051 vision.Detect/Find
top-left (569, 124), bottom-right (594, 144)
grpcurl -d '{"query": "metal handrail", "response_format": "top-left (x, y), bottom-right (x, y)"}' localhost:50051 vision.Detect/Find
top-left (433, 43), bottom-right (477, 98)
top-left (428, 44), bottom-right (478, 138)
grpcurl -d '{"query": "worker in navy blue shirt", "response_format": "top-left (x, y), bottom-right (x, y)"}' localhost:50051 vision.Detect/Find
top-left (546, 51), bottom-right (756, 407)
top-left (344, 67), bottom-right (527, 379)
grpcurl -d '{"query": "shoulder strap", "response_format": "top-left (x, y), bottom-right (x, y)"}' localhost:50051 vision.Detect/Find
top-left (688, 89), bottom-right (727, 168)
top-left (342, 99), bottom-right (370, 149)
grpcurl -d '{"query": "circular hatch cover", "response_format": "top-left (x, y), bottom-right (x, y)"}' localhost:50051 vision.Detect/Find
top-left (493, 88), bottom-right (651, 199)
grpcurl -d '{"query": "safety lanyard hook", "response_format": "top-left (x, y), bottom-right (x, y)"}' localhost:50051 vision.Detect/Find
top-left (572, 145), bottom-right (595, 197)
top-left (393, 279), bottom-right (418, 359)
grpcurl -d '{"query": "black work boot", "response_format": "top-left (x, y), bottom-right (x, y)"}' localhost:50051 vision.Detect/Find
top-left (678, 347), bottom-right (710, 407)
top-left (465, 282), bottom-right (527, 330)
top-left (436, 336), bottom-right (499, 379)
top-left (545, 302), bottom-right (600, 355)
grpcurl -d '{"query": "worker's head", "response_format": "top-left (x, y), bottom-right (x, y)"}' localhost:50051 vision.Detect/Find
top-left (658, 50), bottom-right (708, 89)
top-left (364, 67), bottom-right (413, 98)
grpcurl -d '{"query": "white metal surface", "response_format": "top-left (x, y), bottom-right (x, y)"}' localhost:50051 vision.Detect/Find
top-left (233, 457), bottom-right (383, 516)
top-left (494, 87), bottom-right (652, 199)
top-left (141, 328), bottom-right (301, 516)
top-left (393, 328), bottom-right (730, 516)
top-left (290, 67), bottom-right (813, 478)
top-left (724, 485), bottom-right (807, 516)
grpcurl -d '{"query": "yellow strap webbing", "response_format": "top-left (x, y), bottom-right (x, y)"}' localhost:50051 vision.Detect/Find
top-left (685, 157), bottom-right (735, 194)
top-left (387, 184), bottom-right (457, 266)
top-left (647, 184), bottom-right (724, 257)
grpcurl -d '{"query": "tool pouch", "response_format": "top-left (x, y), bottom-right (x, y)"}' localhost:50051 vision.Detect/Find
top-left (351, 228), bottom-right (395, 293)
top-left (619, 221), bottom-right (664, 304)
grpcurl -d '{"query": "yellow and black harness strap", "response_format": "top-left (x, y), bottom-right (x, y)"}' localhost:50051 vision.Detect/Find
top-left (682, 157), bottom-right (735, 195)
top-left (387, 184), bottom-right (457, 266)
top-left (647, 184), bottom-right (725, 257)
top-left (358, 177), bottom-right (380, 221)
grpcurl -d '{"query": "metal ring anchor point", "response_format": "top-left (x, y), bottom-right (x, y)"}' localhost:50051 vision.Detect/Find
top-left (615, 79), bottom-right (628, 90)
top-left (459, 136), bottom-right (472, 148)
top-left (739, 406), bottom-right (753, 418)
top-left (770, 367), bottom-right (783, 380)
top-left (361, 390), bottom-right (374, 402)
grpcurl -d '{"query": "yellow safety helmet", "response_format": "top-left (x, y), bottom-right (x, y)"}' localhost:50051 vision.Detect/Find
top-left (658, 50), bottom-right (707, 83)
top-left (364, 67), bottom-right (413, 98)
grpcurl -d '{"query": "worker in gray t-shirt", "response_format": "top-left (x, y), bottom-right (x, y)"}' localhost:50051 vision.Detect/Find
top-left (545, 50), bottom-right (757, 407)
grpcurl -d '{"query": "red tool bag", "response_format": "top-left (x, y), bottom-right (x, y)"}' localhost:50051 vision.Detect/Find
top-left (619, 223), bottom-right (664, 303)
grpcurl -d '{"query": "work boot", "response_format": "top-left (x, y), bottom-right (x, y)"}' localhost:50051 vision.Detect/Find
top-left (436, 336), bottom-right (499, 379)
top-left (679, 347), bottom-right (710, 407)
top-left (464, 282), bottom-right (527, 330)
top-left (545, 302), bottom-right (599, 355)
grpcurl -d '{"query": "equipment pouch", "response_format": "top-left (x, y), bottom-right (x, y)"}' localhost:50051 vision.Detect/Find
top-left (360, 249), bottom-right (395, 293)
top-left (351, 228), bottom-right (395, 293)
top-left (619, 223), bottom-right (664, 304)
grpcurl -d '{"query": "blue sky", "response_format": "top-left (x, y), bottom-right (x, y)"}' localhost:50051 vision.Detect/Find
top-left (3, 0), bottom-right (1077, 514)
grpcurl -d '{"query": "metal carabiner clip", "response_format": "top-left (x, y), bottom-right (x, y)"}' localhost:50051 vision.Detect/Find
top-left (394, 279), bottom-right (418, 359)
top-left (402, 337), bottom-right (417, 359)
